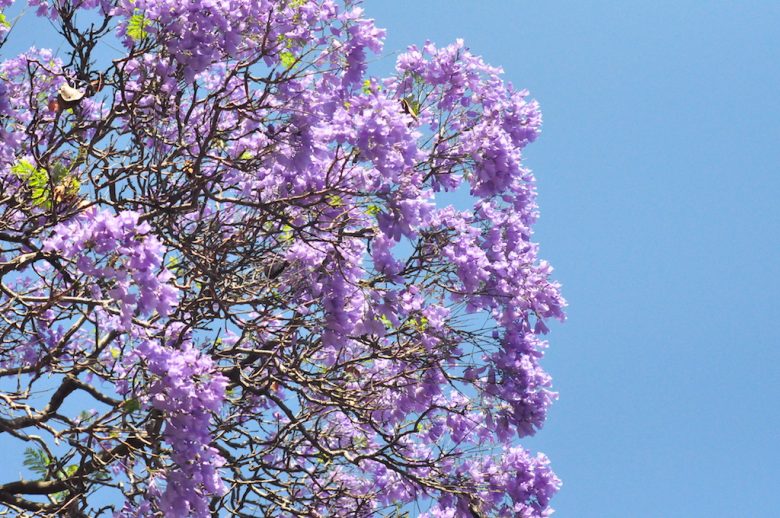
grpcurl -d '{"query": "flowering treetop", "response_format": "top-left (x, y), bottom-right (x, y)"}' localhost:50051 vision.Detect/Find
top-left (0, 1), bottom-right (565, 516)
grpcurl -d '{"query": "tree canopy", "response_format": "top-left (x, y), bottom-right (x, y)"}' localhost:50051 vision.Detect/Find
top-left (0, 1), bottom-right (565, 516)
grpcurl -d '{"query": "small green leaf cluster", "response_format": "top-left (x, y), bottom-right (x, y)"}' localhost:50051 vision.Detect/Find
top-left (127, 12), bottom-right (151, 41)
top-left (11, 159), bottom-right (80, 208)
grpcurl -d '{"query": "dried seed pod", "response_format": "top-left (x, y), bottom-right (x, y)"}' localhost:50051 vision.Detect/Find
top-left (88, 73), bottom-right (104, 94)
top-left (58, 84), bottom-right (86, 102)
top-left (57, 84), bottom-right (86, 110)
top-left (400, 97), bottom-right (418, 121)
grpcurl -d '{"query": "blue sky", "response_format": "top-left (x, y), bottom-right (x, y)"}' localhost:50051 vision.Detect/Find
top-left (363, 1), bottom-right (780, 516)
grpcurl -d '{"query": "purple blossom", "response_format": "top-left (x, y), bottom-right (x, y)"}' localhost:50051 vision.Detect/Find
top-left (44, 208), bottom-right (178, 328)
top-left (0, 2), bottom-right (564, 516)
top-left (129, 331), bottom-right (227, 517)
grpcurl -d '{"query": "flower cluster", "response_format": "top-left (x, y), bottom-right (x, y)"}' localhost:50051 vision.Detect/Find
top-left (0, 49), bottom-right (64, 179)
top-left (0, 2), bottom-right (564, 517)
top-left (126, 331), bottom-right (228, 517)
top-left (110, 0), bottom-right (384, 83)
top-left (43, 209), bottom-right (226, 516)
top-left (422, 448), bottom-right (560, 518)
top-left (43, 209), bottom-right (178, 328)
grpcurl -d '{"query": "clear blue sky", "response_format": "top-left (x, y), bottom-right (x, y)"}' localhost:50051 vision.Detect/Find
top-left (363, 1), bottom-right (780, 516)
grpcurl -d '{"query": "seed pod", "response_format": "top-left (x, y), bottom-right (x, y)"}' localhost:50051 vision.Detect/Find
top-left (57, 84), bottom-right (86, 110)
top-left (88, 73), bottom-right (104, 95)
top-left (58, 84), bottom-right (85, 102)
top-left (400, 97), bottom-right (418, 121)
top-left (264, 258), bottom-right (289, 280)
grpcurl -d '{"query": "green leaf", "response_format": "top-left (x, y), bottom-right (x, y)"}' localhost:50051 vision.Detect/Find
top-left (12, 159), bottom-right (81, 208)
top-left (239, 150), bottom-right (254, 160)
top-left (123, 398), bottom-right (142, 413)
top-left (11, 159), bottom-right (37, 179)
top-left (127, 13), bottom-right (151, 41)
top-left (12, 159), bottom-right (51, 207)
top-left (325, 194), bottom-right (343, 207)
top-left (379, 315), bottom-right (393, 329)
top-left (365, 204), bottom-right (381, 216)
top-left (280, 224), bottom-right (293, 242)
top-left (49, 162), bottom-right (69, 183)
top-left (66, 177), bottom-right (80, 196)
top-left (414, 316), bottom-right (428, 332)
top-left (23, 448), bottom-right (50, 476)
top-left (280, 51), bottom-right (296, 69)
top-left (0, 13), bottom-right (9, 29)
top-left (361, 79), bottom-right (381, 95)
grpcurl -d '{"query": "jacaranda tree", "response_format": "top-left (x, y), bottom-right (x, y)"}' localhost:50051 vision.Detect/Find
top-left (0, 1), bottom-right (565, 516)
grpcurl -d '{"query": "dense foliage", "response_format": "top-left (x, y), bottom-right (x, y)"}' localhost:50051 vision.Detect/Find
top-left (0, 1), bottom-right (565, 516)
